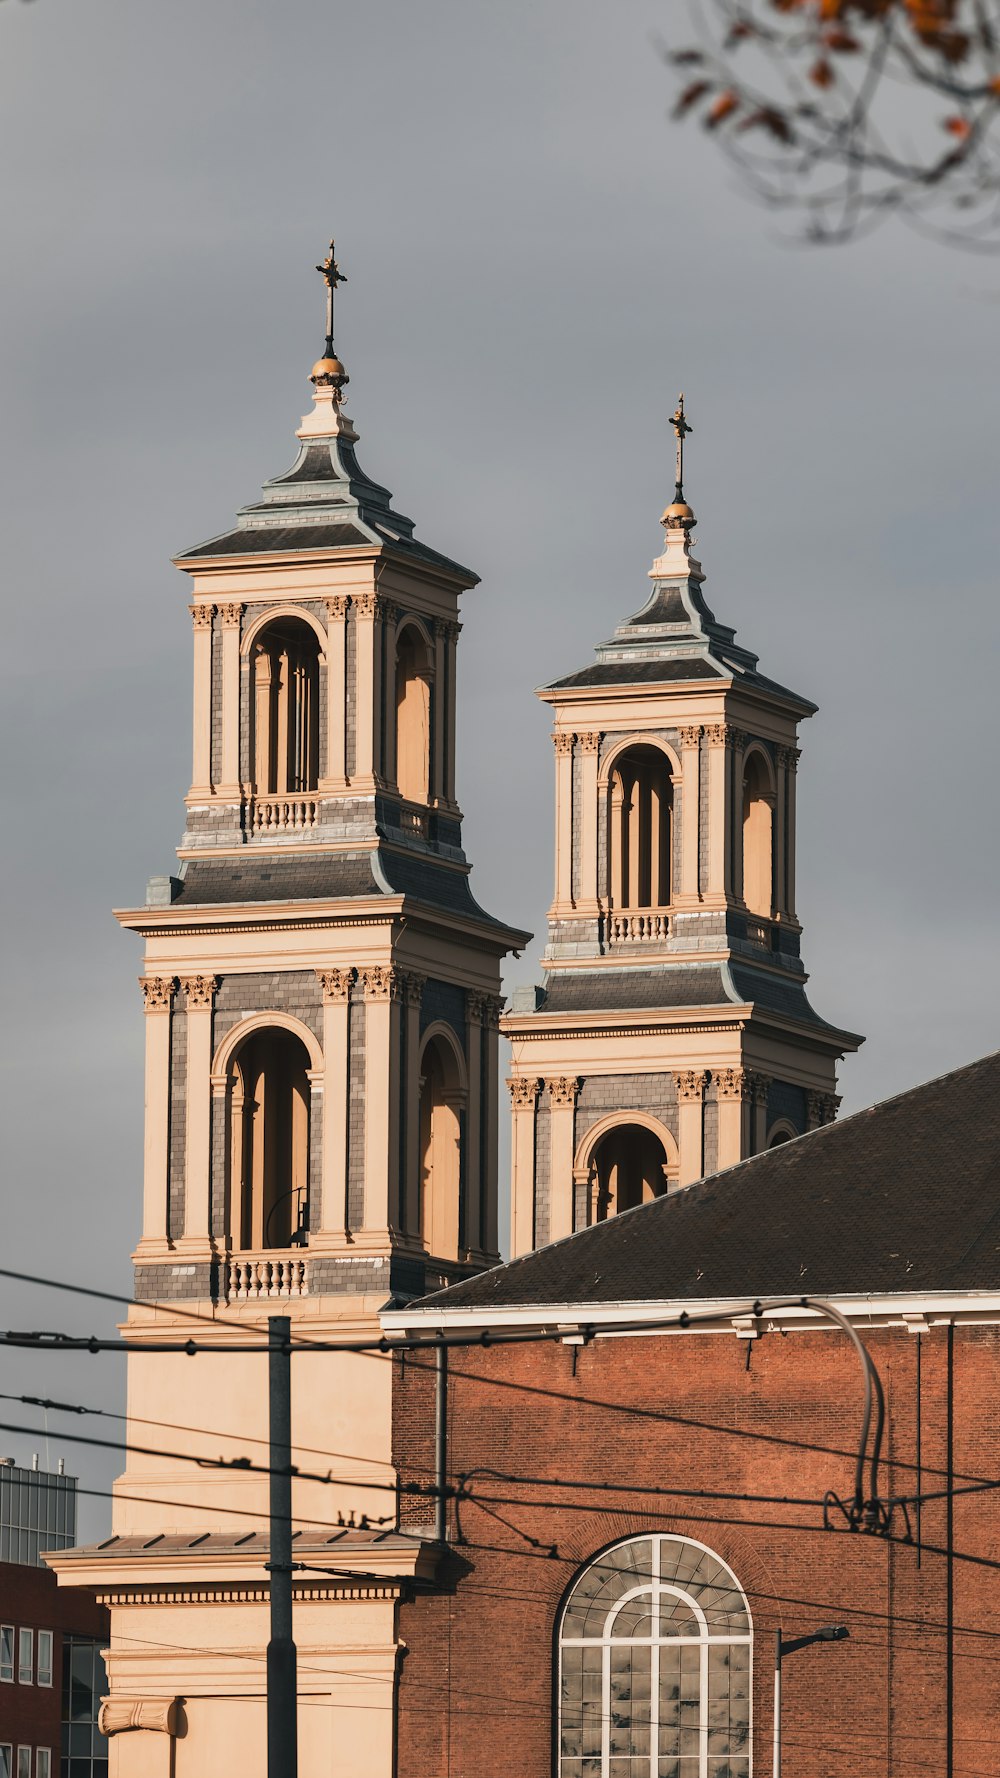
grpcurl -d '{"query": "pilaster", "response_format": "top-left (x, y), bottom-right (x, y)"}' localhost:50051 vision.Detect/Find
top-left (676, 725), bottom-right (701, 905)
top-left (481, 995), bottom-right (502, 1256)
top-left (705, 723), bottom-right (733, 903)
top-left (314, 968), bottom-right (354, 1246)
top-left (715, 1067), bottom-right (749, 1169)
top-left (546, 1076), bottom-right (580, 1242)
top-left (465, 994), bottom-right (486, 1253)
top-left (441, 620), bottom-right (460, 807)
top-left (553, 733), bottom-right (575, 912)
top-left (189, 606), bottom-right (213, 797)
top-left (577, 732), bottom-right (601, 911)
top-left (217, 603), bottom-right (242, 797)
top-left (353, 593), bottom-right (381, 791)
top-left (432, 619), bottom-right (447, 804)
top-left (323, 596), bottom-right (349, 790)
top-left (509, 1077), bottom-right (540, 1259)
top-left (360, 965), bottom-right (403, 1238)
top-left (748, 1071), bottom-right (773, 1155)
top-left (730, 728), bottom-right (749, 904)
top-left (674, 1069), bottom-right (707, 1186)
top-left (402, 973), bottom-right (426, 1238)
top-left (136, 977), bottom-right (176, 1257)
top-left (780, 745), bottom-right (801, 920)
top-left (177, 975), bottom-right (218, 1256)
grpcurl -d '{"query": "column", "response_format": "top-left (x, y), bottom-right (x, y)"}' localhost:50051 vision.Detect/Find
top-left (324, 597), bottom-right (349, 789)
top-left (547, 1077), bottom-right (580, 1242)
top-left (509, 1077), bottom-right (540, 1259)
top-left (179, 975), bottom-right (218, 1252)
top-left (382, 601), bottom-right (401, 789)
top-left (577, 732), bottom-right (601, 910)
top-left (189, 605), bottom-right (213, 795)
top-left (361, 965), bottom-right (402, 1237)
top-left (315, 969), bottom-right (353, 1243)
top-left (442, 620), bottom-right (461, 805)
top-left (353, 593), bottom-right (379, 789)
top-left (465, 994), bottom-right (486, 1253)
top-left (678, 725), bottom-right (702, 903)
top-left (782, 745), bottom-right (801, 920)
top-left (482, 995), bottom-right (502, 1256)
top-left (432, 619), bottom-right (447, 804)
top-left (716, 1067), bottom-right (749, 1169)
top-left (402, 974), bottom-right (425, 1237)
top-left (731, 729), bottom-right (749, 904)
top-left (553, 733), bottom-right (574, 910)
top-left (705, 724), bottom-right (732, 901)
top-left (749, 1071), bottom-right (773, 1155)
top-left (138, 977), bottom-right (175, 1254)
top-left (218, 603), bottom-right (242, 795)
top-left (673, 1069), bottom-right (707, 1187)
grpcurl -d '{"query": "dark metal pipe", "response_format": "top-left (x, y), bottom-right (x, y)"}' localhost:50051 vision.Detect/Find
top-left (267, 1315), bottom-right (298, 1778)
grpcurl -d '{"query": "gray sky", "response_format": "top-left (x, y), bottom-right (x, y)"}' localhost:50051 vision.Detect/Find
top-left (2, 0), bottom-right (998, 1535)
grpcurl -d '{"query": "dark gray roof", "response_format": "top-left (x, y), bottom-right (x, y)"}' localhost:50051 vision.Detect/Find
top-left (547, 658), bottom-right (726, 690)
top-left (61, 1528), bottom-right (424, 1558)
top-left (415, 1049), bottom-right (1000, 1307)
top-left (177, 522), bottom-right (373, 558)
top-left (174, 854), bottom-right (381, 905)
top-left (540, 966), bottom-right (731, 1014)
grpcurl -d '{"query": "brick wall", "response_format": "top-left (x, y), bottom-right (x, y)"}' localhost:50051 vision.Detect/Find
top-left (392, 1322), bottom-right (1000, 1778)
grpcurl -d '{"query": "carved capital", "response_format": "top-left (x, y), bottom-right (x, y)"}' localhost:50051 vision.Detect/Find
top-left (325, 594), bottom-right (349, 621)
top-left (140, 976), bottom-right (175, 1012)
top-left (715, 1067), bottom-right (748, 1101)
top-left (547, 1076), bottom-right (580, 1109)
top-left (807, 1090), bottom-right (841, 1128)
top-left (778, 745), bottom-right (802, 772)
top-left (403, 971), bottom-right (426, 1008)
top-left (703, 723), bottom-right (730, 748)
top-left (730, 728), bottom-right (750, 752)
top-left (360, 964), bottom-right (403, 1002)
top-left (436, 618), bottom-right (461, 644)
top-left (747, 1070), bottom-right (773, 1105)
top-left (678, 724), bottom-right (702, 748)
top-left (577, 731), bottom-right (602, 755)
top-left (674, 1068), bottom-right (708, 1102)
top-left (553, 732), bottom-right (575, 757)
top-left (509, 1076), bottom-right (541, 1110)
top-left (179, 974), bottom-right (218, 1011)
top-left (316, 967), bottom-right (355, 1003)
top-left (99, 1698), bottom-right (179, 1737)
top-left (218, 602), bottom-right (243, 629)
top-left (469, 991), bottom-right (504, 1028)
top-left (354, 592), bottom-right (379, 619)
top-left (190, 604), bottom-right (214, 630)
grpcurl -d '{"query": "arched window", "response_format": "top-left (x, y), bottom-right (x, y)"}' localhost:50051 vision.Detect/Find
top-left (229, 1027), bottom-right (311, 1250)
top-left (767, 1122), bottom-right (796, 1149)
top-left (559, 1534), bottom-right (752, 1778)
top-left (609, 746), bottom-right (673, 911)
top-left (590, 1123), bottom-right (672, 1221)
top-left (252, 618), bottom-right (321, 796)
top-left (742, 752), bottom-right (773, 919)
top-left (395, 625), bottom-right (433, 807)
top-left (419, 1034), bottom-right (464, 1260)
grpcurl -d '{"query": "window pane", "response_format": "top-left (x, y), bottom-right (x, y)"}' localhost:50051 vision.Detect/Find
top-left (37, 1633), bottom-right (53, 1688)
top-left (16, 1751), bottom-right (30, 1778)
top-left (36, 1754), bottom-right (51, 1778)
top-left (0, 1629), bottom-right (12, 1683)
top-left (0, 1748), bottom-right (10, 1778)
top-left (17, 1631), bottom-right (33, 1684)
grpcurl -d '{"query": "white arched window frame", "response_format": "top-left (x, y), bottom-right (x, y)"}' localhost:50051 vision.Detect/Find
top-left (558, 1532), bottom-right (752, 1778)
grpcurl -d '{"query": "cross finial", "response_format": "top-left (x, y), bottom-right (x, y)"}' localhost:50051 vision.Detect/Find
top-left (671, 393), bottom-right (693, 502)
top-left (315, 238), bottom-right (347, 354)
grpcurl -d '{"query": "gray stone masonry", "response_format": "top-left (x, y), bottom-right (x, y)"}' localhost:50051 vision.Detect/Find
top-left (168, 1012), bottom-right (187, 1241)
top-left (347, 993), bottom-right (366, 1229)
top-left (698, 738), bottom-right (710, 897)
top-left (768, 1079), bottom-right (807, 1137)
top-left (210, 611), bottom-right (223, 786)
top-left (534, 1101), bottom-right (551, 1249)
top-left (134, 1262), bottom-right (214, 1302)
top-left (345, 606), bottom-right (357, 781)
top-left (702, 1086), bottom-right (719, 1177)
top-left (420, 979), bottom-right (466, 1043)
top-left (575, 1073), bottom-right (679, 1149)
top-left (213, 970), bottom-right (322, 1046)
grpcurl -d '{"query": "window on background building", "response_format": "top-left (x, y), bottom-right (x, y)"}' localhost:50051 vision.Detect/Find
top-left (558, 1533), bottom-right (752, 1778)
top-left (16, 1751), bottom-right (29, 1778)
top-left (0, 1747), bottom-right (10, 1778)
top-left (17, 1631), bottom-right (32, 1685)
top-left (61, 1636), bottom-right (109, 1778)
top-left (37, 1633), bottom-right (53, 1688)
top-left (0, 1627), bottom-right (12, 1682)
top-left (36, 1751), bottom-right (50, 1778)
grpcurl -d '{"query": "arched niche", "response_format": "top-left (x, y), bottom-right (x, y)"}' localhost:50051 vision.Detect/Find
top-left (395, 621), bottom-right (434, 806)
top-left (605, 742), bottom-right (676, 912)
top-left (575, 1111), bottom-right (678, 1223)
top-left (227, 1025), bottom-right (312, 1251)
top-left (418, 1025), bottom-right (466, 1261)
top-left (249, 615), bottom-right (322, 796)
top-left (742, 745), bottom-right (776, 918)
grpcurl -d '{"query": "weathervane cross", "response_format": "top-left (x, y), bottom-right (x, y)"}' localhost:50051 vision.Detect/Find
top-left (315, 239), bottom-right (347, 351)
top-left (671, 393), bottom-right (693, 501)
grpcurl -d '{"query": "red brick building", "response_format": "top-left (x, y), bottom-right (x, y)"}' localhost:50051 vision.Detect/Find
top-left (388, 1051), bottom-right (1000, 1778)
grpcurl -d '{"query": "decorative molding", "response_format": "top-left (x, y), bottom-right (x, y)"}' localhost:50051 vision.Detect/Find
top-left (747, 1070), bottom-right (773, 1104)
top-left (674, 1068), bottom-right (708, 1102)
top-left (403, 971), bottom-right (426, 1008)
top-left (360, 964), bottom-right (403, 1002)
top-left (547, 1076), bottom-right (581, 1109)
top-left (316, 967), bottom-right (355, 1003)
top-left (509, 1076), bottom-right (541, 1110)
top-left (98, 1699), bottom-right (179, 1737)
top-left (553, 733), bottom-right (575, 757)
top-left (778, 745), bottom-right (802, 771)
top-left (679, 725), bottom-right (702, 748)
top-left (190, 604), bottom-right (214, 630)
top-left (179, 974), bottom-right (218, 1011)
top-left (808, 1090), bottom-right (841, 1127)
top-left (577, 731), bottom-right (602, 754)
top-left (715, 1067), bottom-right (748, 1100)
top-left (139, 976), bottom-right (175, 1012)
top-left (354, 593), bottom-right (379, 619)
top-left (469, 991), bottom-right (504, 1028)
top-left (437, 618), bottom-right (462, 644)
top-left (325, 594), bottom-right (349, 620)
top-left (730, 728), bottom-right (750, 752)
top-left (703, 723), bottom-right (731, 748)
top-left (381, 599), bottom-right (403, 626)
top-left (218, 602), bottom-right (243, 628)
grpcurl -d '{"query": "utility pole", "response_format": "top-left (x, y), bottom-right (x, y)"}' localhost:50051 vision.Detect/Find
top-left (773, 1624), bottom-right (848, 1778)
top-left (266, 1315), bottom-right (298, 1778)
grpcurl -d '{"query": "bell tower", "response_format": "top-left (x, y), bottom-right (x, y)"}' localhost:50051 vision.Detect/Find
top-left (504, 399), bottom-right (862, 1257)
top-left (51, 244), bottom-right (529, 1778)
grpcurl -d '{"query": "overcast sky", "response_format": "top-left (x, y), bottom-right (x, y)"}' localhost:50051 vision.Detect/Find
top-left (1, 0), bottom-right (998, 1533)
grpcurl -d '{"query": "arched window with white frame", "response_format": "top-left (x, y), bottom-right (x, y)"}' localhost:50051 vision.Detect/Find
top-left (558, 1532), bottom-right (752, 1778)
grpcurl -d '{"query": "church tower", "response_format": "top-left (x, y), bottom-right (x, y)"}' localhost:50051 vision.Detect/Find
top-left (504, 400), bottom-right (862, 1257)
top-left (50, 245), bottom-right (528, 1777)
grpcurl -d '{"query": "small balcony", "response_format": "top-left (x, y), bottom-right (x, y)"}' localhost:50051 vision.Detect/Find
top-left (605, 908), bottom-right (671, 945)
top-left (248, 794), bottom-right (319, 835)
top-left (227, 1253), bottom-right (309, 1302)
top-left (398, 801), bottom-right (429, 840)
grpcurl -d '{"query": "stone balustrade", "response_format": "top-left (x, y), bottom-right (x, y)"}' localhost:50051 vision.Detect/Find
top-left (249, 794), bottom-right (319, 834)
top-left (606, 909), bottom-right (671, 944)
top-left (227, 1254), bottom-right (309, 1300)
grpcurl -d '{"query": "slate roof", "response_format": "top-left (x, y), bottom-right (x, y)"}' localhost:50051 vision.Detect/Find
top-left (537, 963), bottom-right (847, 1037)
top-left (60, 1528), bottom-right (423, 1558)
top-left (415, 1050), bottom-right (1000, 1307)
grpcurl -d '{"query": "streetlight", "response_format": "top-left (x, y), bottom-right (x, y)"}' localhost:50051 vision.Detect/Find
top-left (772, 1624), bottom-right (849, 1778)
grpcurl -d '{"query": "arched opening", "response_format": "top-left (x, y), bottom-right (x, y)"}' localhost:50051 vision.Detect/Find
top-left (768, 1121), bottom-right (796, 1148)
top-left (230, 1027), bottom-right (311, 1250)
top-left (608, 745), bottom-right (673, 911)
top-left (395, 624), bottom-right (433, 806)
top-left (252, 618), bottom-right (321, 796)
top-left (590, 1122), bottom-right (671, 1221)
top-left (558, 1533), bottom-right (752, 1778)
top-left (742, 749), bottom-right (774, 918)
top-left (419, 1033), bottom-right (463, 1260)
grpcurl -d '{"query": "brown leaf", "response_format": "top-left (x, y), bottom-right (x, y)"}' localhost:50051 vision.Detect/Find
top-left (706, 88), bottom-right (741, 126)
top-left (823, 27), bottom-right (861, 49)
top-left (673, 79), bottom-right (713, 117)
top-left (671, 49), bottom-right (705, 65)
top-left (738, 106), bottom-right (795, 143)
top-left (943, 112), bottom-right (971, 134)
top-left (810, 56), bottom-right (836, 85)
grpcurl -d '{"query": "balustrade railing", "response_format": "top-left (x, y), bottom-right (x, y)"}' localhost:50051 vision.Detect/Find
top-left (606, 909), bottom-right (671, 944)
top-left (744, 915), bottom-right (773, 948)
top-left (249, 795), bottom-right (318, 835)
top-left (399, 803), bottom-right (429, 839)
top-left (227, 1255), bottom-right (309, 1301)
